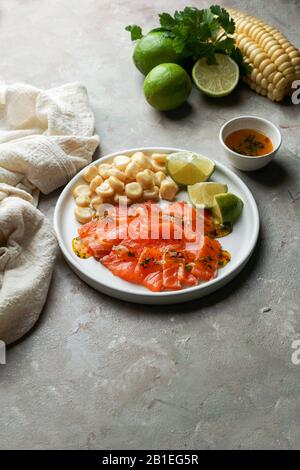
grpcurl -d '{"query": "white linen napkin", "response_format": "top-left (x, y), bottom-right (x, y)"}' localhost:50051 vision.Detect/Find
top-left (0, 82), bottom-right (99, 344)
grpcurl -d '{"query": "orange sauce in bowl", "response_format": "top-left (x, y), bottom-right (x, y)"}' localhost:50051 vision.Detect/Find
top-left (225, 128), bottom-right (273, 157)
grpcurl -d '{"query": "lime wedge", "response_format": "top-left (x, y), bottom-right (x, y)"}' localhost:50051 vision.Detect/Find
top-left (167, 151), bottom-right (215, 186)
top-left (188, 182), bottom-right (228, 209)
top-left (192, 53), bottom-right (240, 97)
top-left (212, 193), bottom-right (244, 224)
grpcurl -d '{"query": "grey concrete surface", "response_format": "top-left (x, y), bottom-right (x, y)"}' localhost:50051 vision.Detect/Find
top-left (0, 0), bottom-right (300, 450)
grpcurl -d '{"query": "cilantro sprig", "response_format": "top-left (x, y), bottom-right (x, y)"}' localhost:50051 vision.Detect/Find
top-left (126, 5), bottom-right (251, 75)
top-left (125, 24), bottom-right (143, 41)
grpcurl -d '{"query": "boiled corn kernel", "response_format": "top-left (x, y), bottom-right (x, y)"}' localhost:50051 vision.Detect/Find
top-left (136, 170), bottom-right (154, 189)
top-left (159, 177), bottom-right (178, 201)
top-left (74, 206), bottom-right (94, 224)
top-left (108, 175), bottom-right (125, 193)
top-left (83, 165), bottom-right (98, 183)
top-left (89, 175), bottom-right (103, 192)
top-left (96, 180), bottom-right (115, 198)
top-left (143, 186), bottom-right (159, 200)
top-left (75, 195), bottom-right (91, 207)
top-left (125, 182), bottom-right (143, 200)
top-left (113, 155), bottom-right (130, 171)
top-left (98, 163), bottom-right (112, 179)
top-left (228, 8), bottom-right (300, 101)
top-left (154, 171), bottom-right (166, 187)
top-left (72, 184), bottom-right (90, 199)
top-left (132, 152), bottom-right (152, 170)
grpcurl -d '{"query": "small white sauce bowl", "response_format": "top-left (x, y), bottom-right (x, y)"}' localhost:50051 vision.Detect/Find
top-left (219, 115), bottom-right (282, 171)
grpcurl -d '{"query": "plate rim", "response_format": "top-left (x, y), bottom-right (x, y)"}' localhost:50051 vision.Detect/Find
top-left (53, 147), bottom-right (260, 302)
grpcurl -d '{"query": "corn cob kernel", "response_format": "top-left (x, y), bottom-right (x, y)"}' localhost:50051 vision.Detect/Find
top-left (228, 8), bottom-right (300, 101)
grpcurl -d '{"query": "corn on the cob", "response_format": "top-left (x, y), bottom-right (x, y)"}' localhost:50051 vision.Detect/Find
top-left (228, 8), bottom-right (300, 101)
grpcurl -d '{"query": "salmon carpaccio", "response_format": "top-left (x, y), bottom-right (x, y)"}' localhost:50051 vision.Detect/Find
top-left (75, 201), bottom-right (229, 292)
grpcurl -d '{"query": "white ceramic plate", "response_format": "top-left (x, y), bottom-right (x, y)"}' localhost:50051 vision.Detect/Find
top-left (54, 147), bottom-right (259, 304)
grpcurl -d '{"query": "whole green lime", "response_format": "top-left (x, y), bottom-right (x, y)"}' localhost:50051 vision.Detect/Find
top-left (144, 63), bottom-right (192, 111)
top-left (133, 31), bottom-right (184, 75)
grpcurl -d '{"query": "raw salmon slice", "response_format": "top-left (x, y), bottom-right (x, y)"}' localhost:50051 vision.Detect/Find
top-left (101, 244), bottom-right (139, 283)
top-left (78, 219), bottom-right (98, 239)
top-left (179, 265), bottom-right (198, 287)
top-left (133, 246), bottom-right (164, 291)
top-left (87, 239), bottom-right (114, 259)
top-left (190, 236), bottom-right (221, 281)
top-left (135, 247), bottom-right (163, 280)
top-left (101, 257), bottom-right (138, 282)
top-left (143, 271), bottom-right (164, 292)
top-left (162, 251), bottom-right (185, 290)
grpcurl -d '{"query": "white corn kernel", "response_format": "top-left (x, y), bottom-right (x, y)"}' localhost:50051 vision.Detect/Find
top-left (96, 180), bottom-right (115, 198)
top-left (108, 176), bottom-right (125, 193)
top-left (76, 195), bottom-right (91, 207)
top-left (143, 186), bottom-right (159, 201)
top-left (107, 167), bottom-right (126, 182)
top-left (136, 170), bottom-right (154, 189)
top-left (132, 152), bottom-right (152, 169)
top-left (74, 206), bottom-right (94, 224)
top-left (89, 175), bottom-right (103, 192)
top-left (125, 182), bottom-right (143, 200)
top-left (151, 153), bottom-right (167, 164)
top-left (113, 155), bottom-right (130, 171)
top-left (83, 165), bottom-right (98, 183)
top-left (154, 171), bottom-right (166, 187)
top-left (159, 177), bottom-right (178, 201)
top-left (151, 159), bottom-right (166, 172)
top-left (144, 169), bottom-right (155, 177)
top-left (98, 163), bottom-right (112, 179)
top-left (125, 161), bottom-right (141, 180)
top-left (90, 195), bottom-right (103, 209)
top-left (72, 184), bottom-right (90, 199)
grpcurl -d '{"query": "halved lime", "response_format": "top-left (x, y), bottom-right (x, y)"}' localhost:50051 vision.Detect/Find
top-left (167, 151), bottom-right (215, 186)
top-left (212, 193), bottom-right (244, 224)
top-left (188, 182), bottom-right (228, 209)
top-left (192, 53), bottom-right (240, 97)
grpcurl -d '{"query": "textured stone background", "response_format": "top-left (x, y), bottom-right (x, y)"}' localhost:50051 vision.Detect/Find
top-left (0, 0), bottom-right (300, 450)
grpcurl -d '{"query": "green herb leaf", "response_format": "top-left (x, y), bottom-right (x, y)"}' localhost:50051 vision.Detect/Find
top-left (126, 5), bottom-right (250, 74)
top-left (210, 5), bottom-right (235, 34)
top-left (230, 47), bottom-right (252, 75)
top-left (125, 24), bottom-right (143, 41)
top-left (215, 37), bottom-right (235, 54)
top-left (206, 48), bottom-right (218, 65)
top-left (173, 36), bottom-right (186, 54)
top-left (159, 12), bottom-right (176, 30)
top-left (240, 61), bottom-right (252, 76)
top-left (149, 27), bottom-right (171, 35)
top-left (203, 8), bottom-right (215, 26)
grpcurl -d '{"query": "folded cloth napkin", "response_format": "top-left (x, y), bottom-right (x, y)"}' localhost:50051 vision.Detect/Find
top-left (0, 82), bottom-right (99, 344)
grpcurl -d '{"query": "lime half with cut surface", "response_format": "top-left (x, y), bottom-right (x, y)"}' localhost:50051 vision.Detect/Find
top-left (192, 53), bottom-right (240, 98)
top-left (188, 182), bottom-right (228, 209)
top-left (167, 151), bottom-right (215, 186)
top-left (212, 193), bottom-right (244, 224)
